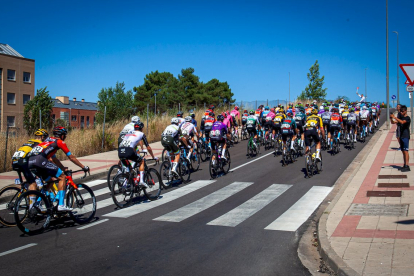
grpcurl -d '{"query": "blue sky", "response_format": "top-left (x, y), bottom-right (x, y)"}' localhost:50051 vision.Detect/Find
top-left (2, 0), bottom-right (413, 106)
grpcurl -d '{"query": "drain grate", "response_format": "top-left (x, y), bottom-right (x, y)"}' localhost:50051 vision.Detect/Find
top-left (346, 204), bottom-right (408, 216)
top-left (378, 183), bottom-right (410, 188)
top-left (378, 175), bottom-right (407, 179)
top-left (367, 191), bottom-right (402, 197)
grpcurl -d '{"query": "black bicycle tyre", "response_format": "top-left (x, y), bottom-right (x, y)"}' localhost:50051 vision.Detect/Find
top-left (14, 190), bottom-right (51, 235)
top-left (107, 164), bottom-right (122, 191)
top-left (209, 153), bottom-right (219, 179)
top-left (180, 158), bottom-right (191, 183)
top-left (143, 168), bottom-right (162, 201)
top-left (111, 173), bottom-right (134, 209)
top-left (190, 148), bottom-right (201, 172)
top-left (0, 185), bottom-right (26, 227)
top-left (67, 184), bottom-right (96, 224)
top-left (222, 150), bottom-right (231, 173)
top-left (305, 155), bottom-right (313, 178)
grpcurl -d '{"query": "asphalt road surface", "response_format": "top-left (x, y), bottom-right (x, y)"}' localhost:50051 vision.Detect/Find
top-left (0, 112), bottom-right (387, 276)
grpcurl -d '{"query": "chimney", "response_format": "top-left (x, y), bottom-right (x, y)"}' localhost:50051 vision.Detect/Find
top-left (56, 96), bottom-right (69, 105)
top-left (81, 99), bottom-right (85, 102)
top-left (73, 97), bottom-right (76, 102)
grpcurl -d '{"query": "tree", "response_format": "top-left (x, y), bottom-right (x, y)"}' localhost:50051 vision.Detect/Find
top-left (23, 87), bottom-right (54, 135)
top-left (298, 60), bottom-right (327, 101)
top-left (335, 95), bottom-right (350, 103)
top-left (199, 79), bottom-right (234, 107)
top-left (178, 68), bottom-right (200, 106)
top-left (96, 82), bottom-right (134, 123)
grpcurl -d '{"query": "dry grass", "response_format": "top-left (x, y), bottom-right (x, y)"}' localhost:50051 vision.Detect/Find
top-left (0, 107), bottom-right (225, 173)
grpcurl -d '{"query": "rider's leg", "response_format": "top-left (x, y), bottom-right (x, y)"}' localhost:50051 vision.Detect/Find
top-left (138, 159), bottom-right (146, 185)
top-left (291, 134), bottom-right (296, 150)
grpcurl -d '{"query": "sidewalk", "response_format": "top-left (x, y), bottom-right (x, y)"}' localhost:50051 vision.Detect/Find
top-left (319, 119), bottom-right (414, 275)
top-left (0, 141), bottom-right (164, 190)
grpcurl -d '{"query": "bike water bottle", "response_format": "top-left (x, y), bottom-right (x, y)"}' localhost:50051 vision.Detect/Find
top-left (35, 178), bottom-right (43, 189)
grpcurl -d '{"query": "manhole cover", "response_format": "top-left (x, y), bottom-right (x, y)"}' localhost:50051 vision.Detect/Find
top-left (346, 204), bottom-right (408, 216)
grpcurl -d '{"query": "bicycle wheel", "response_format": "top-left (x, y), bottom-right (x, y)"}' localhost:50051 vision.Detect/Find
top-left (111, 173), bottom-right (134, 208)
top-left (305, 155), bottom-right (313, 178)
top-left (316, 152), bottom-right (323, 173)
top-left (209, 154), bottom-right (219, 179)
top-left (67, 184), bottom-right (96, 224)
top-left (233, 132), bottom-right (239, 144)
top-left (282, 150), bottom-right (288, 166)
top-left (161, 149), bottom-right (169, 162)
top-left (14, 190), bottom-right (51, 235)
top-left (107, 164), bottom-right (122, 190)
top-left (143, 168), bottom-right (162, 201)
top-left (199, 145), bottom-right (208, 162)
top-left (190, 148), bottom-right (201, 171)
top-left (180, 158), bottom-right (191, 183)
top-left (0, 185), bottom-right (26, 227)
top-left (160, 160), bottom-right (175, 188)
top-left (222, 150), bottom-right (231, 173)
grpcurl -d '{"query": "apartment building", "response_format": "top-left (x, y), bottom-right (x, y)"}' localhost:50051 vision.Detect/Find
top-left (51, 96), bottom-right (98, 128)
top-left (0, 44), bottom-right (35, 131)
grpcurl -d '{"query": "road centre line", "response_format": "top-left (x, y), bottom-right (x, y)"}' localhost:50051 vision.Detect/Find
top-left (229, 152), bottom-right (274, 172)
top-left (207, 184), bottom-right (292, 227)
top-left (0, 243), bottom-right (37, 257)
top-left (77, 219), bottom-right (109, 230)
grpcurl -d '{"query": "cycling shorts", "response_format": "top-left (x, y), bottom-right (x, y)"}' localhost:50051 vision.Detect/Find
top-left (12, 158), bottom-right (36, 183)
top-left (304, 128), bottom-right (320, 147)
top-left (118, 147), bottom-right (143, 167)
top-left (296, 125), bottom-right (304, 135)
top-left (329, 125), bottom-right (342, 134)
top-left (28, 155), bottom-right (63, 182)
top-left (161, 136), bottom-right (179, 155)
top-left (247, 127), bottom-right (257, 136)
top-left (211, 139), bottom-right (225, 151)
top-left (282, 132), bottom-right (294, 142)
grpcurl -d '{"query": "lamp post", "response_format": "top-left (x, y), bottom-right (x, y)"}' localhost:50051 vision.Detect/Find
top-left (289, 72), bottom-right (290, 104)
top-left (386, 0), bottom-right (390, 129)
top-left (393, 31), bottom-right (399, 104)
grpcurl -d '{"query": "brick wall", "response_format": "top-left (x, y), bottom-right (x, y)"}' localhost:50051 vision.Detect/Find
top-left (51, 107), bottom-right (97, 128)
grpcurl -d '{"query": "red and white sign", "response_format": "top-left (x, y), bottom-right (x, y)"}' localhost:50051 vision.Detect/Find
top-left (400, 64), bottom-right (414, 86)
top-left (407, 86), bottom-right (414, 92)
top-left (406, 79), bottom-right (411, 85)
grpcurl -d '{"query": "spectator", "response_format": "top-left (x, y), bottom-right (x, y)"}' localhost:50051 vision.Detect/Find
top-left (390, 105), bottom-right (411, 172)
top-left (391, 104), bottom-right (402, 148)
top-left (356, 91), bottom-right (366, 103)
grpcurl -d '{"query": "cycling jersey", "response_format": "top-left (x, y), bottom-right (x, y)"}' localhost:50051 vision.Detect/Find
top-left (371, 107), bottom-right (377, 117)
top-left (176, 117), bottom-right (186, 127)
top-left (281, 117), bottom-right (297, 134)
top-left (294, 112), bottom-right (306, 127)
top-left (241, 113), bottom-right (249, 124)
top-left (246, 115), bottom-right (259, 128)
top-left (120, 123), bottom-right (135, 135)
top-left (191, 118), bottom-right (197, 127)
top-left (12, 139), bottom-right (41, 162)
top-left (330, 113), bottom-right (343, 127)
top-left (181, 122), bottom-right (198, 136)
top-left (254, 109), bottom-right (262, 119)
top-left (341, 111), bottom-right (349, 122)
top-left (161, 124), bottom-right (181, 154)
top-left (273, 114), bottom-right (286, 126)
top-left (265, 111), bottom-right (276, 121)
top-left (204, 116), bottom-right (216, 131)
top-left (305, 115), bottom-right (323, 129)
top-left (12, 139), bottom-right (41, 183)
top-left (162, 124), bottom-right (181, 139)
top-left (359, 110), bottom-right (370, 121)
top-left (27, 137), bottom-right (72, 159)
top-left (204, 109), bottom-right (213, 118)
top-left (347, 113), bottom-right (358, 125)
top-left (223, 116), bottom-right (231, 128)
top-left (321, 111), bottom-right (332, 125)
top-left (230, 109), bottom-right (240, 120)
top-left (210, 121), bottom-right (228, 141)
top-left (262, 109), bottom-right (271, 118)
top-left (119, 131), bottom-right (149, 149)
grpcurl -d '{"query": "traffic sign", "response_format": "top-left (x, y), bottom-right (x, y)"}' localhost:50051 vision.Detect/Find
top-left (400, 64), bottom-right (414, 86)
top-left (392, 95), bottom-right (396, 99)
top-left (406, 80), bottom-right (411, 85)
top-left (407, 86), bottom-right (414, 92)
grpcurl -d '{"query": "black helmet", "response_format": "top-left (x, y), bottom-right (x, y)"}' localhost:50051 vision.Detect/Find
top-left (177, 111), bottom-right (184, 118)
top-left (217, 115), bottom-right (224, 121)
top-left (53, 126), bottom-right (68, 137)
top-left (134, 122), bottom-right (144, 130)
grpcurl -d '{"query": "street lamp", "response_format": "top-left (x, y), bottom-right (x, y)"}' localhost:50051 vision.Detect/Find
top-left (393, 31), bottom-right (399, 104)
top-left (386, 0), bottom-right (390, 128)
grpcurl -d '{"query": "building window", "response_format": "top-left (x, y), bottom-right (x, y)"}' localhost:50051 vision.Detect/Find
top-left (87, 116), bottom-right (90, 127)
top-left (23, 72), bottom-right (31, 83)
top-left (7, 93), bottom-right (16, 104)
top-left (23, 94), bottom-right (31, 105)
top-left (71, 115), bottom-right (77, 121)
top-left (7, 116), bottom-right (15, 127)
top-left (7, 69), bottom-right (16, 81)
top-left (60, 111), bottom-right (69, 124)
top-left (52, 114), bottom-right (56, 122)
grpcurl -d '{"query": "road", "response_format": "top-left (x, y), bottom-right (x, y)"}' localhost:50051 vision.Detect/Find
top-left (0, 113), bottom-right (387, 275)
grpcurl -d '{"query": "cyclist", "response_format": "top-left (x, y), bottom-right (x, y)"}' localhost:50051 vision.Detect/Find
top-left (304, 109), bottom-right (324, 161)
top-left (210, 114), bottom-right (228, 162)
top-left (294, 106), bottom-right (307, 148)
top-left (328, 107), bottom-right (343, 149)
top-left (161, 118), bottom-right (182, 175)
top-left (273, 109), bottom-right (286, 140)
top-left (241, 109), bottom-right (249, 127)
top-left (176, 111), bottom-right (186, 127)
top-left (27, 126), bottom-right (89, 211)
top-left (118, 115), bottom-right (140, 146)
top-left (341, 106), bottom-right (350, 139)
top-left (305, 104), bottom-right (312, 116)
top-left (347, 108), bottom-right (358, 142)
top-left (264, 108), bottom-right (276, 140)
top-left (359, 105), bottom-right (370, 138)
top-left (119, 122), bottom-right (157, 187)
top-left (203, 112), bottom-right (216, 143)
top-left (320, 106), bottom-right (331, 141)
top-left (281, 110), bottom-right (297, 153)
top-left (246, 110), bottom-right (260, 148)
top-left (181, 116), bottom-right (199, 162)
top-left (255, 105), bottom-right (263, 135)
top-left (12, 129), bottom-right (49, 187)
top-left (230, 106), bottom-right (241, 137)
top-left (190, 112), bottom-right (197, 128)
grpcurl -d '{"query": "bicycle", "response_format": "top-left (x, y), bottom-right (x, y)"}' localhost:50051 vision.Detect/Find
top-left (209, 142), bottom-right (231, 179)
top-left (111, 156), bottom-right (162, 208)
top-left (247, 133), bottom-right (260, 157)
top-left (197, 136), bottom-right (212, 162)
top-left (330, 129), bottom-right (341, 155)
top-left (14, 169), bottom-right (96, 235)
top-left (241, 125), bottom-right (249, 140)
top-left (264, 129), bottom-right (273, 150)
top-left (231, 128), bottom-right (239, 144)
top-left (281, 137), bottom-right (297, 166)
top-left (273, 133), bottom-right (283, 155)
top-left (305, 138), bottom-right (323, 178)
top-left (107, 161), bottom-right (123, 190)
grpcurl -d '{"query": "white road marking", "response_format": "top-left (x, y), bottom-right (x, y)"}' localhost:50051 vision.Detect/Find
top-left (229, 152), bottom-right (273, 172)
top-left (104, 180), bottom-right (216, 218)
top-left (0, 243), bottom-right (37, 257)
top-left (77, 219), bottom-right (109, 230)
top-left (84, 180), bottom-right (107, 188)
top-left (207, 184), bottom-right (292, 227)
top-left (154, 182), bottom-right (254, 222)
top-left (264, 186), bottom-right (333, 231)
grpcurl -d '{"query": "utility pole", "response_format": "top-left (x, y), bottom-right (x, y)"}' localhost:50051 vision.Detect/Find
top-left (386, 0), bottom-right (390, 129)
top-left (393, 31), bottom-right (400, 104)
top-left (289, 72), bottom-right (290, 104)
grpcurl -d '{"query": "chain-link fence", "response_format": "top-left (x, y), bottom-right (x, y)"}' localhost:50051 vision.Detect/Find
top-left (233, 100), bottom-right (290, 111)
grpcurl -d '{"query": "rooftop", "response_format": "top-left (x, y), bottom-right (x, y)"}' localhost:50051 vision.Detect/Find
top-left (53, 99), bottom-right (98, 111)
top-left (0, 44), bottom-right (24, 58)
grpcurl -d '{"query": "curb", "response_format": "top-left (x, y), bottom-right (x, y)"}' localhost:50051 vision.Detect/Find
top-left (317, 124), bottom-right (387, 276)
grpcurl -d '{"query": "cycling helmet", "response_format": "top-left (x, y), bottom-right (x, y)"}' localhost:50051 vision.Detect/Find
top-left (209, 112), bottom-right (215, 117)
top-left (324, 106), bottom-right (329, 111)
top-left (53, 126), bottom-right (68, 137)
top-left (134, 122), bottom-right (144, 130)
top-left (249, 110), bottom-right (255, 115)
top-left (362, 106), bottom-right (368, 110)
top-left (344, 105), bottom-right (349, 109)
top-left (171, 118), bottom-right (179, 125)
top-left (305, 103), bottom-right (309, 107)
top-left (270, 108), bottom-right (275, 112)
top-left (243, 110), bottom-right (248, 113)
top-left (355, 106), bottom-right (360, 111)
top-left (185, 116), bottom-right (192, 122)
top-left (217, 114), bottom-right (224, 121)
top-left (209, 105), bottom-right (215, 110)
top-left (226, 111), bottom-right (230, 116)
top-left (177, 111), bottom-right (184, 118)
top-left (279, 109), bottom-right (285, 114)
top-left (311, 109), bottom-right (318, 115)
top-left (350, 108), bottom-right (355, 112)
top-left (34, 128), bottom-right (49, 137)
top-left (287, 110), bottom-right (293, 116)
top-left (190, 112), bottom-right (195, 118)
top-left (265, 106), bottom-right (270, 110)
top-left (235, 106), bottom-right (239, 111)
top-left (131, 116), bottom-right (140, 123)
top-left (332, 108), bottom-right (339, 113)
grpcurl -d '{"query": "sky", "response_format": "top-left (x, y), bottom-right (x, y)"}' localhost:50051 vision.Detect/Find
top-left (1, 0), bottom-right (413, 106)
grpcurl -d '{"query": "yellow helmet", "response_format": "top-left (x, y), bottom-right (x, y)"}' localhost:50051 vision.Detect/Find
top-left (311, 108), bottom-right (318, 115)
top-left (34, 128), bottom-right (49, 137)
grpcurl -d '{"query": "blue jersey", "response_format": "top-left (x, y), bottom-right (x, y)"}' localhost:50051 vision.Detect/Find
top-left (191, 119), bottom-right (197, 127)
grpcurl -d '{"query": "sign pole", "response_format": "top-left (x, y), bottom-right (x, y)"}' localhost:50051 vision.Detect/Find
top-left (411, 92), bottom-right (414, 132)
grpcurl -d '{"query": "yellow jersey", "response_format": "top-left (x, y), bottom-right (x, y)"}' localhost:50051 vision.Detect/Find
top-left (12, 139), bottom-right (41, 161)
top-left (305, 115), bottom-right (323, 129)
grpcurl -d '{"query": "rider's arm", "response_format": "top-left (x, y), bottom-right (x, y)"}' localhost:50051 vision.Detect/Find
top-left (142, 134), bottom-right (156, 159)
top-left (57, 140), bottom-right (86, 169)
top-left (51, 155), bottom-right (65, 171)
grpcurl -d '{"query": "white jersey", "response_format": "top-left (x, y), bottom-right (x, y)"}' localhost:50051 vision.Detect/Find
top-left (162, 124), bottom-right (180, 138)
top-left (176, 117), bottom-right (185, 128)
top-left (359, 110), bottom-right (370, 121)
top-left (119, 131), bottom-right (147, 148)
top-left (181, 122), bottom-right (197, 136)
top-left (120, 123), bottom-right (135, 135)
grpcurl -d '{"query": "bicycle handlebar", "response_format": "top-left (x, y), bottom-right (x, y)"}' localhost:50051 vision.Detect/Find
top-left (64, 168), bottom-right (90, 179)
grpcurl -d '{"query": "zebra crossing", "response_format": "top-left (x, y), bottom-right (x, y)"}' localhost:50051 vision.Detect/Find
top-left (84, 179), bottom-right (332, 232)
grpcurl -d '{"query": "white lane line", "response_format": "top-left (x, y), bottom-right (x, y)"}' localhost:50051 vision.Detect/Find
top-left (229, 152), bottom-right (273, 172)
top-left (154, 182), bottom-right (254, 222)
top-left (0, 243), bottom-right (37, 257)
top-left (207, 184), bottom-right (292, 227)
top-left (265, 186), bottom-right (333, 231)
top-left (77, 219), bottom-right (109, 230)
top-left (84, 180), bottom-right (107, 188)
top-left (104, 180), bottom-right (216, 218)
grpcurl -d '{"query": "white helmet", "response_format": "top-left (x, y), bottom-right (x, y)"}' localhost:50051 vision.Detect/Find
top-left (171, 118), bottom-right (179, 125)
top-left (185, 116), bottom-right (192, 122)
top-left (131, 116), bottom-right (140, 123)
top-left (362, 106), bottom-right (368, 110)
